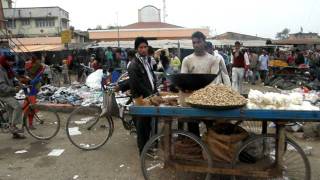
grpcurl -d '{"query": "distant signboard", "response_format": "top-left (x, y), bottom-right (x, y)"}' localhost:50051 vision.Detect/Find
top-left (61, 30), bottom-right (72, 44)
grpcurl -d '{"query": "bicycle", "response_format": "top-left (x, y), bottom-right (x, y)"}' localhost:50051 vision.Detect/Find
top-left (50, 65), bottom-right (62, 87)
top-left (66, 70), bottom-right (135, 150)
top-left (229, 120), bottom-right (311, 180)
top-left (0, 85), bottom-right (61, 140)
top-left (78, 63), bottom-right (93, 84)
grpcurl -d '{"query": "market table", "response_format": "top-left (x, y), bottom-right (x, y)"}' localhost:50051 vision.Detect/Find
top-left (129, 106), bottom-right (320, 180)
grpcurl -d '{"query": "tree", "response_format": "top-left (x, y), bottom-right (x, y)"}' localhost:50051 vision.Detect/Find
top-left (276, 28), bottom-right (290, 40)
top-left (105, 25), bottom-right (116, 30)
top-left (96, 25), bottom-right (103, 30)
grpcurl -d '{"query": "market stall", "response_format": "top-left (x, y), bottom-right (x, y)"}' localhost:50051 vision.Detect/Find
top-left (129, 106), bottom-right (318, 180)
top-left (128, 74), bottom-right (318, 180)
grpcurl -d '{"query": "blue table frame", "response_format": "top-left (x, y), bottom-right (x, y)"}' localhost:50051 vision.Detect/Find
top-left (129, 106), bottom-right (320, 122)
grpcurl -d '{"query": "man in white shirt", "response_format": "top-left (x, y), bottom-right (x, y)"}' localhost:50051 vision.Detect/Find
top-left (258, 49), bottom-right (270, 84)
top-left (181, 37), bottom-right (230, 86)
top-left (180, 32), bottom-right (231, 136)
top-left (231, 41), bottom-right (250, 93)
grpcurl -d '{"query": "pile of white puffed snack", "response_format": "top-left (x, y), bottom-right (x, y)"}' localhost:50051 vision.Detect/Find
top-left (247, 89), bottom-right (319, 111)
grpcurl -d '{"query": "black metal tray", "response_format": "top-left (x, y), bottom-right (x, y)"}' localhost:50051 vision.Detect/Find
top-left (186, 102), bottom-right (246, 110)
top-left (168, 74), bottom-right (218, 91)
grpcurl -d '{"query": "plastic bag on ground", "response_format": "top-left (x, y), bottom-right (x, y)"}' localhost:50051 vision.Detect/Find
top-left (86, 69), bottom-right (103, 89)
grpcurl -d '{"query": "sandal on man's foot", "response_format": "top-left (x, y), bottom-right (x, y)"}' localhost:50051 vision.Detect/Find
top-left (10, 126), bottom-right (24, 134)
top-left (28, 125), bottom-right (36, 130)
top-left (12, 133), bottom-right (26, 139)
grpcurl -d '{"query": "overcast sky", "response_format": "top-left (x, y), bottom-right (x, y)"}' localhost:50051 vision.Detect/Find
top-left (14, 0), bottom-right (320, 39)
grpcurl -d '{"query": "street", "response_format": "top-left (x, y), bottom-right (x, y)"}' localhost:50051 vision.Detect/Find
top-left (1, 112), bottom-right (320, 180)
top-left (0, 113), bottom-right (143, 180)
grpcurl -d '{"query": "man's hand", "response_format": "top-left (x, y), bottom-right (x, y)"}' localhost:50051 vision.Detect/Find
top-left (113, 85), bottom-right (120, 92)
top-left (181, 89), bottom-right (193, 93)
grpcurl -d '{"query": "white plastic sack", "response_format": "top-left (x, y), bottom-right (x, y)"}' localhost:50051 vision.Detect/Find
top-left (86, 69), bottom-right (103, 89)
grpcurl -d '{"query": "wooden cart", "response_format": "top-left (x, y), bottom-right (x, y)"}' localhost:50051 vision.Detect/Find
top-left (129, 106), bottom-right (319, 180)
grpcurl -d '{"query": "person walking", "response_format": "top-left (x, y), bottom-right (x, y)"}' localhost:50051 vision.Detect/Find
top-left (258, 50), bottom-right (270, 84)
top-left (170, 52), bottom-right (181, 73)
top-left (231, 41), bottom-right (249, 93)
top-left (249, 50), bottom-right (259, 85)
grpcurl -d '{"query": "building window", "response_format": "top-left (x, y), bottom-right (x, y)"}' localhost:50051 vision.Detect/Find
top-left (6, 20), bottom-right (16, 29)
top-left (61, 19), bottom-right (68, 29)
top-left (21, 19), bottom-right (30, 26)
top-left (35, 19), bottom-right (55, 27)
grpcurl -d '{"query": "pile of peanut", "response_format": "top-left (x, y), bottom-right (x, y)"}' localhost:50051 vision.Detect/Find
top-left (185, 85), bottom-right (247, 107)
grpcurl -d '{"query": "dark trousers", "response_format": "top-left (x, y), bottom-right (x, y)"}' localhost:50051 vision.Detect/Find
top-left (178, 121), bottom-right (200, 137)
top-left (178, 120), bottom-right (213, 137)
top-left (134, 116), bottom-right (152, 154)
top-left (259, 70), bottom-right (268, 83)
top-left (188, 122), bottom-right (200, 137)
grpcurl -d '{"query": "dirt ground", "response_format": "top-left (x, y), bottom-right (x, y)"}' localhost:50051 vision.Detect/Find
top-left (1, 82), bottom-right (320, 180)
top-left (0, 113), bottom-right (144, 180)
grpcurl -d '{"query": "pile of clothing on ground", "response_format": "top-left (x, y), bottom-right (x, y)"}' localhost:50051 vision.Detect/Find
top-left (36, 84), bottom-right (103, 106)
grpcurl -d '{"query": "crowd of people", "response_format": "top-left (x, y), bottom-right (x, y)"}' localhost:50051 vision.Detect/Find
top-left (1, 31), bottom-right (320, 157)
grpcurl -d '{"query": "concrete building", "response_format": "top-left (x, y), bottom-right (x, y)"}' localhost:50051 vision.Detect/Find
top-left (212, 32), bottom-right (269, 47)
top-left (89, 5), bottom-right (209, 41)
top-left (273, 32), bottom-right (320, 50)
top-left (0, 4), bottom-right (89, 52)
top-left (3, 6), bottom-right (69, 37)
top-left (1, 0), bottom-right (12, 9)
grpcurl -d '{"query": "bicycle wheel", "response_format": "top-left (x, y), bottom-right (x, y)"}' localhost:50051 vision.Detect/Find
top-left (141, 130), bottom-right (213, 180)
top-left (232, 135), bottom-right (311, 180)
top-left (24, 105), bottom-right (60, 140)
top-left (0, 101), bottom-right (10, 133)
top-left (66, 106), bottom-right (113, 150)
top-left (119, 105), bottom-right (134, 131)
top-left (237, 121), bottom-right (266, 135)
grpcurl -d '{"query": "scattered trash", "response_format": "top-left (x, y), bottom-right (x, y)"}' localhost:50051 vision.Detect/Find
top-left (287, 146), bottom-right (296, 151)
top-left (292, 132), bottom-right (304, 139)
top-left (73, 175), bottom-right (79, 179)
top-left (119, 164), bottom-right (124, 168)
top-left (68, 127), bottom-right (82, 136)
top-left (147, 163), bottom-right (163, 171)
top-left (79, 143), bottom-right (90, 148)
top-left (303, 146), bottom-right (313, 156)
top-left (286, 123), bottom-right (303, 132)
top-left (268, 122), bottom-right (276, 128)
top-left (15, 150), bottom-right (28, 154)
top-left (74, 117), bottom-right (95, 125)
top-left (303, 123), bottom-right (320, 138)
top-left (48, 149), bottom-right (65, 157)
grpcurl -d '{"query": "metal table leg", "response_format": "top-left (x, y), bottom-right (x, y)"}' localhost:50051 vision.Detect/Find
top-left (262, 121), bottom-right (268, 135)
top-left (163, 119), bottom-right (172, 167)
top-left (275, 122), bottom-right (285, 168)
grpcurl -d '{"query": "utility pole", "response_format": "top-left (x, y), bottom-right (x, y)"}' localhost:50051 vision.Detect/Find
top-left (0, 0), bottom-right (5, 29)
top-left (163, 0), bottom-right (167, 22)
top-left (116, 12), bottom-right (120, 47)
